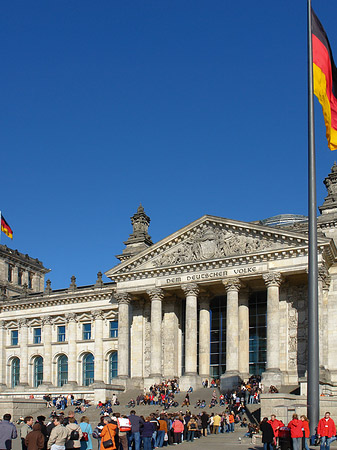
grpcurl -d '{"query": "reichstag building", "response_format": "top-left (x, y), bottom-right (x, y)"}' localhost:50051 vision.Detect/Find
top-left (1, 164), bottom-right (337, 399)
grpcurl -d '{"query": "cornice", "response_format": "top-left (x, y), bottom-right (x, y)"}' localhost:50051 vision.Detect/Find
top-left (0, 288), bottom-right (117, 313)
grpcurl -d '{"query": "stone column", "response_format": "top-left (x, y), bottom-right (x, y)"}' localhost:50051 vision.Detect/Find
top-left (66, 313), bottom-right (78, 386)
top-left (130, 300), bottom-right (144, 379)
top-left (42, 316), bottom-right (53, 385)
top-left (198, 293), bottom-right (210, 379)
top-left (19, 318), bottom-right (29, 386)
top-left (93, 310), bottom-right (104, 385)
top-left (238, 288), bottom-right (250, 378)
top-left (0, 321), bottom-right (6, 387)
top-left (182, 283), bottom-right (199, 375)
top-left (115, 292), bottom-right (131, 379)
top-left (147, 288), bottom-right (164, 378)
top-left (262, 272), bottom-right (283, 387)
top-left (163, 297), bottom-right (179, 378)
top-left (223, 278), bottom-right (240, 373)
top-left (318, 267), bottom-right (330, 370)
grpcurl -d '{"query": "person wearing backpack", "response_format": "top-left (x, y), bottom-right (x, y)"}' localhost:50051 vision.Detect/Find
top-left (115, 414), bottom-right (130, 450)
top-left (66, 418), bottom-right (82, 449)
top-left (79, 417), bottom-right (93, 450)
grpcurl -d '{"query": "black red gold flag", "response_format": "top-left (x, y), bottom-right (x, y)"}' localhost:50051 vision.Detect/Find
top-left (1, 215), bottom-right (13, 239)
top-left (312, 8), bottom-right (337, 150)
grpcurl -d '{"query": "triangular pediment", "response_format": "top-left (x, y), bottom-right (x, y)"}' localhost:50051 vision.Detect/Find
top-left (106, 215), bottom-right (331, 279)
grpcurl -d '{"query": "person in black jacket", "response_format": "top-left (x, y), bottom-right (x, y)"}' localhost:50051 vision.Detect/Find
top-left (259, 417), bottom-right (274, 450)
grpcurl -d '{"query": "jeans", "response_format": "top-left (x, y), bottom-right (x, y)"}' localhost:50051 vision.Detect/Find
top-left (303, 437), bottom-right (310, 450)
top-left (321, 436), bottom-right (334, 450)
top-left (292, 437), bottom-right (301, 450)
top-left (186, 431), bottom-right (195, 442)
top-left (230, 423), bottom-right (234, 432)
top-left (156, 430), bottom-right (165, 448)
top-left (142, 437), bottom-right (152, 450)
top-left (128, 432), bottom-right (141, 450)
top-left (263, 443), bottom-right (273, 450)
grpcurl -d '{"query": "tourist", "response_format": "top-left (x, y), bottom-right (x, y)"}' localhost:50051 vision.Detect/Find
top-left (259, 417), bottom-right (274, 450)
top-left (79, 417), bottom-right (92, 450)
top-left (25, 423), bottom-right (45, 450)
top-left (156, 414), bottom-right (167, 448)
top-left (65, 417), bottom-right (82, 449)
top-left (171, 416), bottom-right (184, 445)
top-left (186, 416), bottom-right (197, 442)
top-left (300, 415), bottom-right (310, 450)
top-left (47, 416), bottom-right (68, 450)
top-left (200, 412), bottom-right (208, 437)
top-left (115, 413), bottom-right (130, 450)
top-left (268, 414), bottom-right (283, 448)
top-left (0, 413), bottom-right (17, 450)
top-left (140, 417), bottom-right (154, 450)
top-left (212, 413), bottom-right (221, 434)
top-left (20, 417), bottom-right (34, 450)
top-left (128, 410), bottom-right (144, 450)
top-left (317, 412), bottom-right (336, 450)
top-left (92, 418), bottom-right (105, 450)
top-left (288, 414), bottom-right (303, 450)
top-left (99, 417), bottom-right (117, 450)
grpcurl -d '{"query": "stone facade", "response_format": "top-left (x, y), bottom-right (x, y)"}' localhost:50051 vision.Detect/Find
top-left (1, 165), bottom-right (337, 396)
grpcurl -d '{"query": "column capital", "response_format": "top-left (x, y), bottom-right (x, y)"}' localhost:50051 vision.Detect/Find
top-left (263, 272), bottom-right (283, 287)
top-left (91, 309), bottom-right (104, 320)
top-left (0, 320), bottom-right (5, 330)
top-left (318, 266), bottom-right (331, 291)
top-left (115, 292), bottom-right (131, 305)
top-left (147, 288), bottom-right (165, 301)
top-left (42, 316), bottom-right (53, 325)
top-left (223, 277), bottom-right (241, 293)
top-left (65, 313), bottom-right (78, 323)
top-left (18, 318), bottom-right (28, 328)
top-left (181, 283), bottom-right (199, 296)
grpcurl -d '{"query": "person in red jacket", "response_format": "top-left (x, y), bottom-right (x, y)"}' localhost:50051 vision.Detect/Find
top-left (300, 415), bottom-right (310, 450)
top-left (268, 414), bottom-right (284, 448)
top-left (288, 414), bottom-right (303, 450)
top-left (317, 412), bottom-right (337, 450)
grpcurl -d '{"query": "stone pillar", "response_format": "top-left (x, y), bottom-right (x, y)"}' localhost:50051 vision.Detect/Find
top-left (224, 278), bottom-right (240, 373)
top-left (262, 272), bottom-right (283, 387)
top-left (238, 288), bottom-right (250, 378)
top-left (0, 321), bottom-right (6, 387)
top-left (162, 297), bottom-right (179, 379)
top-left (318, 267), bottom-right (330, 370)
top-left (198, 293), bottom-right (210, 379)
top-left (147, 288), bottom-right (164, 378)
top-left (115, 292), bottom-right (131, 379)
top-left (130, 300), bottom-right (144, 379)
top-left (19, 318), bottom-right (29, 386)
top-left (66, 313), bottom-right (78, 386)
top-left (93, 310), bottom-right (104, 385)
top-left (182, 283), bottom-right (199, 376)
top-left (42, 316), bottom-right (53, 385)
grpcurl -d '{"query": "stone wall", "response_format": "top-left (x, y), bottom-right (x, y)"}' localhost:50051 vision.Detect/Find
top-left (0, 398), bottom-right (46, 420)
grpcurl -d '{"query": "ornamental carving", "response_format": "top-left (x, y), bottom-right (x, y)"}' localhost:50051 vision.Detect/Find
top-left (18, 318), bottom-right (28, 328)
top-left (65, 313), bottom-right (77, 323)
top-left (115, 292), bottom-right (131, 305)
top-left (42, 316), bottom-right (53, 325)
top-left (263, 272), bottom-right (283, 287)
top-left (318, 266), bottom-right (331, 291)
top-left (91, 310), bottom-right (104, 320)
top-left (223, 278), bottom-right (241, 292)
top-left (147, 288), bottom-right (165, 301)
top-left (181, 283), bottom-right (199, 297)
top-left (152, 225), bottom-right (284, 267)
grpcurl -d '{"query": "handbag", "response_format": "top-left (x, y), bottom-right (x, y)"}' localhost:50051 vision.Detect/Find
top-left (102, 425), bottom-right (114, 449)
top-left (81, 424), bottom-right (89, 441)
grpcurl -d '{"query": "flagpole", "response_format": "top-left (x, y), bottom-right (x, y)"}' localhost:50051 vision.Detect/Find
top-left (307, 0), bottom-right (320, 434)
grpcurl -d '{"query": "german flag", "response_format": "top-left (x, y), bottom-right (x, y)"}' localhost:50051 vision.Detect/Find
top-left (1, 215), bottom-right (13, 239)
top-left (312, 8), bottom-right (337, 150)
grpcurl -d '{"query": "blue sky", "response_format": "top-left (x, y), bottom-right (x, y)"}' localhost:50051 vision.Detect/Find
top-left (1, 0), bottom-right (336, 289)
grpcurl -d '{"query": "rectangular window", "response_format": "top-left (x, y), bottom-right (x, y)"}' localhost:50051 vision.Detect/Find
top-left (8, 264), bottom-right (12, 283)
top-left (11, 330), bottom-right (18, 346)
top-left (57, 325), bottom-right (66, 342)
top-left (18, 269), bottom-right (22, 286)
top-left (33, 327), bottom-right (41, 344)
top-left (83, 323), bottom-right (91, 340)
top-left (109, 321), bottom-right (118, 338)
top-left (28, 272), bottom-right (32, 289)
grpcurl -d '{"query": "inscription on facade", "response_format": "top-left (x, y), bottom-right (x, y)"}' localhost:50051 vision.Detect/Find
top-left (163, 264), bottom-right (265, 285)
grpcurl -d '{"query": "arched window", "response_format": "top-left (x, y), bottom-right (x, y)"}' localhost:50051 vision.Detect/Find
top-left (57, 355), bottom-right (68, 387)
top-left (34, 356), bottom-right (43, 387)
top-left (83, 353), bottom-right (94, 386)
top-left (11, 357), bottom-right (20, 388)
top-left (109, 352), bottom-right (118, 382)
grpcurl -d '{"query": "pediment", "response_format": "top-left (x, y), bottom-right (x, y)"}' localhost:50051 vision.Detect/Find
top-left (106, 215), bottom-right (330, 280)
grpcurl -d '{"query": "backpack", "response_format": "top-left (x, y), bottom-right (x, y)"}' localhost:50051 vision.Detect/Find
top-left (69, 429), bottom-right (80, 440)
top-left (117, 418), bottom-right (132, 432)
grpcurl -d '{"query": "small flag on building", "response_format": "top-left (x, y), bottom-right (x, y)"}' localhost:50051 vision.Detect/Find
top-left (312, 8), bottom-right (337, 150)
top-left (1, 214), bottom-right (13, 239)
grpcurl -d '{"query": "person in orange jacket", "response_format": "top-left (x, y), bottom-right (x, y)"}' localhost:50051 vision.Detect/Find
top-left (100, 417), bottom-right (117, 450)
top-left (300, 415), bottom-right (310, 450)
top-left (317, 412), bottom-right (336, 450)
top-left (288, 414), bottom-right (303, 450)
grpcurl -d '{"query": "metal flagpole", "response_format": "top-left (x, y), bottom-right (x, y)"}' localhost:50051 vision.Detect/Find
top-left (307, 0), bottom-right (320, 435)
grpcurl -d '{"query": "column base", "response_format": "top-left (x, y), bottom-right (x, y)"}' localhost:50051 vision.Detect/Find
top-left (179, 374), bottom-right (201, 391)
top-left (63, 381), bottom-right (78, 388)
top-left (261, 369), bottom-right (283, 390)
top-left (92, 381), bottom-right (106, 388)
top-left (220, 371), bottom-right (242, 391)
